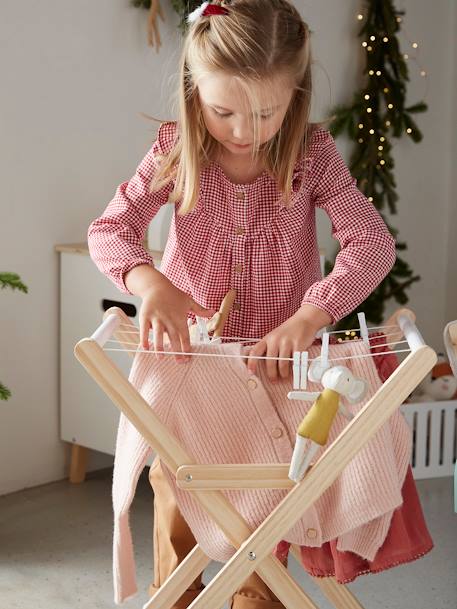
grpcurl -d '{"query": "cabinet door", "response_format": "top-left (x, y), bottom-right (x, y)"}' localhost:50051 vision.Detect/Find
top-left (60, 253), bottom-right (158, 456)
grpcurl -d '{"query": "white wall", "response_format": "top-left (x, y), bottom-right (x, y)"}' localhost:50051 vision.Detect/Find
top-left (0, 0), bottom-right (455, 495)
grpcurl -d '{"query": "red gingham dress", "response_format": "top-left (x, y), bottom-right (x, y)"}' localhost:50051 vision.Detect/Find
top-left (88, 122), bottom-right (432, 580)
top-left (88, 121), bottom-right (397, 337)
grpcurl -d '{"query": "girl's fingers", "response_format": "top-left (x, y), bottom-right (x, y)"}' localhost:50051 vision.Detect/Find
top-left (140, 317), bottom-right (151, 350)
top-left (179, 322), bottom-right (192, 363)
top-left (166, 326), bottom-right (184, 362)
top-left (152, 320), bottom-right (164, 360)
top-left (265, 342), bottom-right (280, 382)
top-left (247, 340), bottom-right (267, 374)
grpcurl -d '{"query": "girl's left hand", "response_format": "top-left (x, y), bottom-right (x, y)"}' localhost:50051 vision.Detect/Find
top-left (246, 305), bottom-right (332, 382)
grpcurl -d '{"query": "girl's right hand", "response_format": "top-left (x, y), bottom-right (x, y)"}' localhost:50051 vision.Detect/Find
top-left (139, 271), bottom-right (215, 362)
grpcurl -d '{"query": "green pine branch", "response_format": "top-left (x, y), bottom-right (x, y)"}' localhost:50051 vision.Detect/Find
top-left (1, 272), bottom-right (28, 400)
top-left (0, 272), bottom-right (28, 293)
top-left (327, 0), bottom-right (426, 330)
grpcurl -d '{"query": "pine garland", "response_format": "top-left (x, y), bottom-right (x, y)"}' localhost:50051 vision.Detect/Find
top-left (1, 273), bottom-right (28, 400)
top-left (327, 0), bottom-right (427, 330)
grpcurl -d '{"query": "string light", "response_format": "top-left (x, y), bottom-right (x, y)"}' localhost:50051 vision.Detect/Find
top-left (385, 120), bottom-right (391, 126)
top-left (388, 103), bottom-right (394, 109)
top-left (358, 123), bottom-right (364, 128)
top-left (369, 129), bottom-right (375, 134)
top-left (364, 94), bottom-right (370, 100)
top-left (356, 9), bottom-right (428, 102)
top-left (406, 128), bottom-right (412, 133)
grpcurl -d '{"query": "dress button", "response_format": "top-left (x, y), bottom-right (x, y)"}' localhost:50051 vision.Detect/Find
top-left (236, 191), bottom-right (245, 200)
top-left (271, 427), bottom-right (283, 439)
top-left (306, 528), bottom-right (317, 539)
top-left (234, 264), bottom-right (243, 274)
top-left (235, 227), bottom-right (246, 236)
top-left (247, 378), bottom-right (257, 390)
top-left (233, 302), bottom-right (241, 311)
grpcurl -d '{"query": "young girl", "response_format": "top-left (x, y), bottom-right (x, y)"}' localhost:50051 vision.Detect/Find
top-left (88, 1), bottom-right (432, 607)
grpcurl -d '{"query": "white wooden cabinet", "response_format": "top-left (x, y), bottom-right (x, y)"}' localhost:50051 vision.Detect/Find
top-left (57, 244), bottom-right (162, 479)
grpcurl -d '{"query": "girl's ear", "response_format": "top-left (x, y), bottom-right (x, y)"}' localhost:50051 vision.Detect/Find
top-left (346, 379), bottom-right (368, 404)
top-left (308, 356), bottom-right (331, 383)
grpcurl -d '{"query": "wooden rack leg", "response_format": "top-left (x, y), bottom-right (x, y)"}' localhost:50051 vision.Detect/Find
top-left (69, 444), bottom-right (88, 483)
top-left (144, 545), bottom-right (210, 609)
top-left (313, 577), bottom-right (364, 609)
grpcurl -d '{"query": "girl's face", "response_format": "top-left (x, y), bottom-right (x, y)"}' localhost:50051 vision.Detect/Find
top-left (197, 71), bottom-right (294, 158)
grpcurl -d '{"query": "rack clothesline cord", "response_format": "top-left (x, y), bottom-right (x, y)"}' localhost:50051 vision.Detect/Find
top-left (104, 337), bottom-right (409, 352)
top-left (102, 345), bottom-right (412, 363)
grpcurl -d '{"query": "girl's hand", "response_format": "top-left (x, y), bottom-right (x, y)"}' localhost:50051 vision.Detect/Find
top-left (246, 305), bottom-right (332, 382)
top-left (139, 271), bottom-right (215, 362)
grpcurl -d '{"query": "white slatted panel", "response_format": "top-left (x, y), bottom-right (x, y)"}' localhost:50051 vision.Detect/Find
top-left (401, 400), bottom-right (457, 479)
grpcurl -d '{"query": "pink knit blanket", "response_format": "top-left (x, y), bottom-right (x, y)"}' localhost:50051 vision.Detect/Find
top-left (112, 338), bottom-right (410, 603)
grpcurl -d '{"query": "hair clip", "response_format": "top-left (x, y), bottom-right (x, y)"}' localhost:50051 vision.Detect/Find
top-left (187, 1), bottom-right (230, 24)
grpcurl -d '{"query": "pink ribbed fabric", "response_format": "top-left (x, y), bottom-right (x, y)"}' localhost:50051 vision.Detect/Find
top-left (111, 337), bottom-right (411, 603)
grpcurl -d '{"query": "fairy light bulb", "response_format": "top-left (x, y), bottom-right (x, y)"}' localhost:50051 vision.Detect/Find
top-left (406, 128), bottom-right (412, 133)
top-left (384, 87), bottom-right (389, 93)
top-left (370, 35), bottom-right (375, 41)
top-left (380, 160), bottom-right (385, 165)
top-left (367, 107), bottom-right (372, 113)
top-left (368, 196), bottom-right (373, 202)
top-left (369, 129), bottom-right (375, 134)
top-left (388, 103), bottom-right (394, 109)
top-left (404, 53), bottom-right (409, 60)
top-left (357, 14), bottom-right (363, 21)
top-left (421, 70), bottom-right (427, 77)
top-left (380, 136), bottom-right (385, 142)
top-left (386, 120), bottom-right (391, 126)
top-left (383, 37), bottom-right (389, 43)
top-left (367, 46), bottom-right (373, 51)
top-left (396, 16), bottom-right (402, 23)
top-left (376, 70), bottom-right (382, 76)
top-left (378, 145), bottom-right (383, 150)
top-left (362, 41), bottom-right (368, 47)
top-left (358, 123), bottom-right (364, 129)
top-left (412, 42), bottom-right (418, 48)
top-left (364, 94), bottom-right (370, 100)
top-left (369, 70), bottom-right (374, 75)
top-left (358, 138), bottom-right (364, 143)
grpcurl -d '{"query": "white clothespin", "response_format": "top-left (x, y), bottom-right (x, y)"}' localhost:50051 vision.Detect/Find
top-left (357, 312), bottom-right (369, 346)
top-left (195, 316), bottom-right (210, 344)
top-left (300, 351), bottom-right (308, 390)
top-left (289, 352), bottom-right (312, 401)
top-left (321, 331), bottom-right (329, 369)
top-left (292, 352), bottom-right (301, 390)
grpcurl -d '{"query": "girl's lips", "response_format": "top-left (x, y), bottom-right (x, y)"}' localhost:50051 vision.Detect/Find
top-left (230, 142), bottom-right (252, 148)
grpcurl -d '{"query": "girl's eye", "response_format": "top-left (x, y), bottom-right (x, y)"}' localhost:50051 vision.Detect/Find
top-left (211, 108), bottom-right (273, 120)
top-left (213, 109), bottom-right (231, 118)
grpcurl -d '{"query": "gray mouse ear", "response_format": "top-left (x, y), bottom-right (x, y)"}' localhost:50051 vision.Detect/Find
top-left (346, 379), bottom-right (368, 404)
top-left (308, 356), bottom-right (331, 383)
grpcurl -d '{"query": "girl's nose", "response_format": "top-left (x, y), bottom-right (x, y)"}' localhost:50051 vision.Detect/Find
top-left (232, 117), bottom-right (251, 141)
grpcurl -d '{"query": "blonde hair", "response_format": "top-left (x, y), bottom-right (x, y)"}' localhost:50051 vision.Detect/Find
top-left (151, 0), bottom-right (316, 214)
